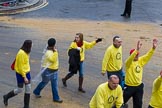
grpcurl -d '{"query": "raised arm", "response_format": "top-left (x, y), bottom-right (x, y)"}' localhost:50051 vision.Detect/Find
top-left (140, 39), bottom-right (158, 66)
top-left (125, 41), bottom-right (142, 67)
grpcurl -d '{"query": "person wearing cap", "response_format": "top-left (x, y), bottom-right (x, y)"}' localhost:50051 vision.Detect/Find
top-left (148, 70), bottom-right (162, 108)
top-left (3, 40), bottom-right (32, 108)
top-left (123, 39), bottom-right (158, 108)
top-left (89, 75), bottom-right (123, 108)
top-left (102, 36), bottom-right (124, 88)
top-left (62, 33), bottom-right (102, 93)
top-left (33, 38), bottom-right (63, 103)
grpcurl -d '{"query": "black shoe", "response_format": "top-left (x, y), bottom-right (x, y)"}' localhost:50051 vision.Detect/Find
top-left (53, 100), bottom-right (63, 103)
top-left (121, 14), bottom-right (126, 16)
top-left (33, 93), bottom-right (41, 98)
top-left (34, 95), bottom-right (41, 98)
top-left (3, 95), bottom-right (8, 106)
top-left (127, 15), bottom-right (131, 18)
top-left (62, 78), bottom-right (67, 87)
top-left (78, 88), bottom-right (86, 93)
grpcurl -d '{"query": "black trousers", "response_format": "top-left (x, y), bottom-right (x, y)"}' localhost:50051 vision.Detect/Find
top-left (123, 83), bottom-right (144, 108)
top-left (123, 0), bottom-right (133, 16)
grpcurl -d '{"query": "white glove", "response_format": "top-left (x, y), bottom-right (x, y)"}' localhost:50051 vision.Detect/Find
top-left (76, 47), bottom-right (81, 51)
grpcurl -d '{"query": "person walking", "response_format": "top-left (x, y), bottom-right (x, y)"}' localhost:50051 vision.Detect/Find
top-left (123, 39), bottom-right (158, 108)
top-left (148, 70), bottom-right (162, 108)
top-left (121, 0), bottom-right (133, 18)
top-left (62, 33), bottom-right (102, 93)
top-left (3, 40), bottom-right (32, 108)
top-left (89, 75), bottom-right (123, 108)
top-left (33, 38), bottom-right (63, 103)
top-left (101, 36), bottom-right (124, 88)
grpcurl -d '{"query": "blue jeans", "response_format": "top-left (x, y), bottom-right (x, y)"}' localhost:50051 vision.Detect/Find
top-left (79, 62), bottom-right (84, 77)
top-left (68, 61), bottom-right (84, 77)
top-left (33, 69), bottom-right (60, 101)
top-left (16, 72), bottom-right (31, 84)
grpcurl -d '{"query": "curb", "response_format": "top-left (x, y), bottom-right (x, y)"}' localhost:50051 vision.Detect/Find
top-left (0, 0), bottom-right (48, 15)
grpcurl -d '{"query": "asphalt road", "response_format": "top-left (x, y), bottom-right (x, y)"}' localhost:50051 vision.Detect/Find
top-left (13, 0), bottom-right (162, 23)
top-left (0, 22), bottom-right (107, 108)
top-left (1, 0), bottom-right (162, 108)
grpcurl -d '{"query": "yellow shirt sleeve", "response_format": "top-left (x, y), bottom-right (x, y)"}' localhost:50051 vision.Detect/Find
top-left (153, 76), bottom-right (162, 91)
top-left (102, 47), bottom-right (111, 73)
top-left (69, 42), bottom-right (77, 49)
top-left (125, 50), bottom-right (138, 68)
top-left (84, 41), bottom-right (96, 49)
top-left (115, 86), bottom-right (123, 108)
top-left (95, 87), bottom-right (106, 108)
top-left (139, 48), bottom-right (154, 66)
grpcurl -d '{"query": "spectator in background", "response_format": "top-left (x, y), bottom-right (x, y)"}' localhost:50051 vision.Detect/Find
top-left (121, 0), bottom-right (133, 18)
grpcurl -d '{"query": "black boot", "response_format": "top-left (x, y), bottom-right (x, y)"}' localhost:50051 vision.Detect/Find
top-left (121, 13), bottom-right (126, 17)
top-left (3, 90), bottom-right (17, 106)
top-left (78, 77), bottom-right (85, 93)
top-left (24, 93), bottom-right (30, 108)
top-left (62, 73), bottom-right (73, 87)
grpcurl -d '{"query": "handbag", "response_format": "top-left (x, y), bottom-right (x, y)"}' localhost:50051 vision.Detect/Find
top-left (11, 59), bottom-right (16, 70)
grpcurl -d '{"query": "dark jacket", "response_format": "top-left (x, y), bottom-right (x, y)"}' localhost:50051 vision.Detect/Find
top-left (68, 49), bottom-right (80, 74)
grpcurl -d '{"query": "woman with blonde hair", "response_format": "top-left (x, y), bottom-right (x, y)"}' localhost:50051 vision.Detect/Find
top-left (62, 33), bottom-right (102, 93)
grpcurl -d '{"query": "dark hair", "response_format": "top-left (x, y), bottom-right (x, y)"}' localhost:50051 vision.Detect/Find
top-left (113, 36), bottom-right (120, 42)
top-left (48, 38), bottom-right (56, 47)
top-left (21, 40), bottom-right (32, 54)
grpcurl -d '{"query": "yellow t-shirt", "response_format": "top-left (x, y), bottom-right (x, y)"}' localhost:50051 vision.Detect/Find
top-left (102, 45), bottom-right (122, 73)
top-left (149, 76), bottom-right (162, 108)
top-left (125, 48), bottom-right (154, 86)
top-left (89, 82), bottom-right (123, 108)
top-left (15, 49), bottom-right (30, 77)
top-left (42, 50), bottom-right (59, 70)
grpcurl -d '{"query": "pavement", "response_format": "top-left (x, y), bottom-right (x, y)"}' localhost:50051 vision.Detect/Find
top-left (0, 0), bottom-right (47, 14)
top-left (1, 0), bottom-right (162, 108)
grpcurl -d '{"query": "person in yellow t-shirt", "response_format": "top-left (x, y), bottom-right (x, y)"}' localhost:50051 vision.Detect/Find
top-left (3, 40), bottom-right (32, 108)
top-left (33, 38), bottom-right (63, 103)
top-left (62, 33), bottom-right (102, 93)
top-left (89, 75), bottom-right (123, 108)
top-left (101, 36), bottom-right (124, 88)
top-left (123, 39), bottom-right (158, 108)
top-left (148, 70), bottom-right (162, 108)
